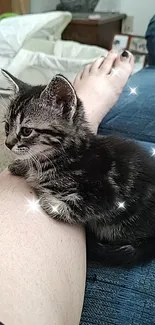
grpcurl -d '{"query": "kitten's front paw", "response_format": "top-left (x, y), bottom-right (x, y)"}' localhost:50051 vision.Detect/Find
top-left (8, 160), bottom-right (27, 177)
top-left (39, 196), bottom-right (60, 220)
top-left (38, 194), bottom-right (73, 223)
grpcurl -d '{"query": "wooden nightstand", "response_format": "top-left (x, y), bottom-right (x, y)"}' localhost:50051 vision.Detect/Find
top-left (62, 12), bottom-right (126, 50)
top-left (0, 0), bottom-right (12, 13)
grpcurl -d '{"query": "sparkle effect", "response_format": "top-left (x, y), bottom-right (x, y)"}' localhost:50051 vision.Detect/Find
top-left (111, 68), bottom-right (120, 77)
top-left (117, 201), bottom-right (126, 210)
top-left (129, 87), bottom-right (137, 95)
top-left (25, 197), bottom-right (40, 214)
top-left (151, 148), bottom-right (155, 157)
top-left (51, 205), bottom-right (60, 214)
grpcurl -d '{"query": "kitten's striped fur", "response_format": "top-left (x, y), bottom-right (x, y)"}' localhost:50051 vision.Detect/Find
top-left (3, 71), bottom-right (155, 267)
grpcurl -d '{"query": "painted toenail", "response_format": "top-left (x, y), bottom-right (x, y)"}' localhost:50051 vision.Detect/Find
top-left (122, 50), bottom-right (129, 57)
top-left (121, 50), bottom-right (131, 61)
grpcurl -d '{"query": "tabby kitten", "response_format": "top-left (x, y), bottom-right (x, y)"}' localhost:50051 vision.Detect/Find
top-left (2, 69), bottom-right (155, 267)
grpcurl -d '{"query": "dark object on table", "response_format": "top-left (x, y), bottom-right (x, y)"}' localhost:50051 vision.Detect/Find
top-left (62, 13), bottom-right (126, 50)
top-left (56, 0), bottom-right (99, 12)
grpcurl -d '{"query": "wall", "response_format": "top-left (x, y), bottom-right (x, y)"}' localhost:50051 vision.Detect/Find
top-left (30, 0), bottom-right (59, 13)
top-left (95, 0), bottom-right (121, 13)
top-left (30, 0), bottom-right (155, 36)
top-left (96, 0), bottom-right (155, 36)
top-left (120, 0), bottom-right (155, 36)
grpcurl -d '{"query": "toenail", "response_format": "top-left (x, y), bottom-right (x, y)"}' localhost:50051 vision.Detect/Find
top-left (122, 50), bottom-right (129, 57)
top-left (121, 50), bottom-right (131, 60)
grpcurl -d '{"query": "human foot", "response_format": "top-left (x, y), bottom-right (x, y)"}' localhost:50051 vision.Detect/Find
top-left (73, 50), bottom-right (134, 133)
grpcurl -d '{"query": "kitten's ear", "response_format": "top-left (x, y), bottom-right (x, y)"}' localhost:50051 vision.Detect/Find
top-left (1, 69), bottom-right (27, 94)
top-left (40, 74), bottom-right (77, 120)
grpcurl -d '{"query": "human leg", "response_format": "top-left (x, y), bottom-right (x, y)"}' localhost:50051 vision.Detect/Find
top-left (73, 50), bottom-right (134, 133)
top-left (0, 170), bottom-right (86, 325)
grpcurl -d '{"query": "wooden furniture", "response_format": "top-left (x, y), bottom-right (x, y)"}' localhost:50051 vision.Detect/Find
top-left (12, 0), bottom-right (30, 14)
top-left (62, 13), bottom-right (126, 50)
top-left (0, 0), bottom-right (30, 14)
top-left (0, 0), bottom-right (12, 14)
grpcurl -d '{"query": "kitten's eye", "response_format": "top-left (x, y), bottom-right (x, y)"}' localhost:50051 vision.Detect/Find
top-left (20, 127), bottom-right (33, 137)
top-left (5, 122), bottom-right (9, 135)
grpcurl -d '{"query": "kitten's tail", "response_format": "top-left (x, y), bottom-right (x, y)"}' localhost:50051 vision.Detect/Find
top-left (87, 232), bottom-right (155, 267)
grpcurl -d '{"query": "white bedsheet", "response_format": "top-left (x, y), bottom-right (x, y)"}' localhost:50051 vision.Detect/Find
top-left (0, 11), bottom-right (72, 70)
top-left (0, 12), bottom-right (108, 93)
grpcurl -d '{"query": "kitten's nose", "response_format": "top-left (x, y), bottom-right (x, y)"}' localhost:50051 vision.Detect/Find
top-left (5, 141), bottom-right (13, 150)
top-left (5, 138), bottom-right (17, 150)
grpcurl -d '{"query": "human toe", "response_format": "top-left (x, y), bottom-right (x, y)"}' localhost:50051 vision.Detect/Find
top-left (99, 51), bottom-right (118, 74)
top-left (113, 50), bottom-right (134, 75)
top-left (90, 57), bottom-right (105, 73)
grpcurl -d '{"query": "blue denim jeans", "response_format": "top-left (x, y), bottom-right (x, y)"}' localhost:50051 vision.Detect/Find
top-left (146, 15), bottom-right (155, 66)
top-left (99, 67), bottom-right (155, 146)
top-left (80, 67), bottom-right (155, 325)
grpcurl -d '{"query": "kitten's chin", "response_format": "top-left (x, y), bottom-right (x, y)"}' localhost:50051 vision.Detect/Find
top-left (16, 153), bottom-right (28, 159)
top-left (13, 148), bottom-right (29, 158)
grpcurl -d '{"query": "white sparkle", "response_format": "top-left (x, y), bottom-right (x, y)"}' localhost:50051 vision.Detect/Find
top-left (151, 148), bottom-right (155, 156)
top-left (51, 205), bottom-right (60, 214)
top-left (129, 87), bottom-right (137, 95)
top-left (117, 201), bottom-right (126, 209)
top-left (111, 68), bottom-right (120, 77)
top-left (25, 197), bottom-right (40, 214)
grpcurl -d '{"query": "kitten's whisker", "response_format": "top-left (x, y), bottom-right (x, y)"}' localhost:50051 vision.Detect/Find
top-left (41, 152), bottom-right (57, 174)
top-left (28, 149), bottom-right (42, 178)
top-left (29, 154), bottom-right (41, 179)
top-left (26, 155), bottom-right (33, 175)
top-left (28, 150), bottom-right (38, 170)
top-left (0, 94), bottom-right (8, 109)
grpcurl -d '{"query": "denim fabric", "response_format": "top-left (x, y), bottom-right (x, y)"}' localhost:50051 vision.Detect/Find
top-left (81, 262), bottom-right (155, 325)
top-left (146, 15), bottom-right (155, 66)
top-left (80, 67), bottom-right (155, 325)
top-left (99, 67), bottom-right (155, 145)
